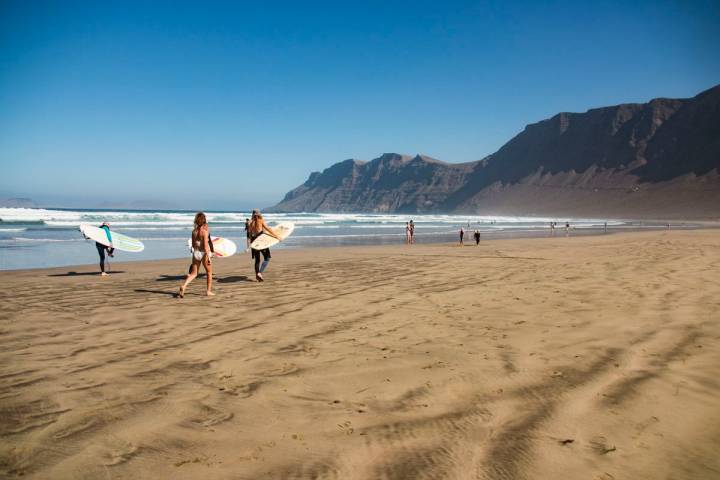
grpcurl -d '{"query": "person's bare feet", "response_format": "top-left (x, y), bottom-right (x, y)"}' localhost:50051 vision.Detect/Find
top-left (256, 273), bottom-right (264, 282)
top-left (206, 291), bottom-right (215, 296)
top-left (101, 272), bottom-right (109, 276)
top-left (177, 286), bottom-right (185, 299)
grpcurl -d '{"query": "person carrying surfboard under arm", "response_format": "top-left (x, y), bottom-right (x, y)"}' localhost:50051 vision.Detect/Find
top-left (178, 212), bottom-right (215, 297)
top-left (96, 221), bottom-right (114, 276)
top-left (248, 210), bottom-right (280, 282)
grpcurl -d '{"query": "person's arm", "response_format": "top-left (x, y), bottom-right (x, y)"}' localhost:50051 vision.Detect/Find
top-left (262, 221), bottom-right (281, 240)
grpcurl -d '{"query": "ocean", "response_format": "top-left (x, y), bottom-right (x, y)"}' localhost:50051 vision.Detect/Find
top-left (0, 207), bottom-right (685, 270)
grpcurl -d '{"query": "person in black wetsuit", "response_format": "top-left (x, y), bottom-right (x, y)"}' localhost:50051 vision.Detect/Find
top-left (247, 210), bottom-right (280, 282)
top-left (474, 229), bottom-right (480, 245)
top-left (96, 222), bottom-right (115, 276)
top-left (459, 227), bottom-right (465, 246)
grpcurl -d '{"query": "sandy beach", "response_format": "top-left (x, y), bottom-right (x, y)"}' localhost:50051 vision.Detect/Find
top-left (1, 230), bottom-right (719, 479)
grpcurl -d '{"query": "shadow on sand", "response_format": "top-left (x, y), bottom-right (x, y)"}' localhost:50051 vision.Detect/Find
top-left (156, 274), bottom-right (189, 281)
top-left (48, 271), bottom-right (126, 277)
top-left (156, 274), bottom-right (252, 283)
top-left (134, 288), bottom-right (178, 297)
top-left (217, 275), bottom-right (252, 283)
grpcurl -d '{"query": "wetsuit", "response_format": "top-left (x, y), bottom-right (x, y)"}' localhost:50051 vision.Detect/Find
top-left (250, 232), bottom-right (271, 274)
top-left (474, 231), bottom-right (480, 245)
top-left (96, 225), bottom-right (114, 273)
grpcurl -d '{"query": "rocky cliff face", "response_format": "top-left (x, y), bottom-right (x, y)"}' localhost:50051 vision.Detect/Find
top-left (270, 85), bottom-right (720, 217)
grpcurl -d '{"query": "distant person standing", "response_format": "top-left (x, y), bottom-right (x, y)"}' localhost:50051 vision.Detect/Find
top-left (474, 229), bottom-right (480, 245)
top-left (409, 220), bottom-right (415, 244)
top-left (459, 227), bottom-right (465, 246)
top-left (565, 222), bottom-right (570, 237)
top-left (244, 218), bottom-right (251, 248)
top-left (550, 222), bottom-right (555, 237)
top-left (95, 221), bottom-right (114, 276)
top-left (405, 222), bottom-right (411, 244)
top-left (604, 222), bottom-right (607, 234)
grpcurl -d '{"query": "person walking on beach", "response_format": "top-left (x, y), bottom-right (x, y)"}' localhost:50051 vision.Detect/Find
top-left (459, 227), bottom-right (465, 246)
top-left (248, 210), bottom-right (281, 282)
top-left (405, 222), bottom-right (411, 244)
top-left (474, 229), bottom-right (480, 245)
top-left (244, 218), bottom-right (251, 248)
top-left (178, 212), bottom-right (214, 298)
top-left (565, 222), bottom-right (570, 237)
top-left (550, 221), bottom-right (555, 237)
top-left (604, 222), bottom-right (607, 234)
top-left (94, 221), bottom-right (114, 276)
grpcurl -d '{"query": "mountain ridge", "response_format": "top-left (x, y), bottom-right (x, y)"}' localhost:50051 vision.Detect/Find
top-left (270, 85), bottom-right (720, 218)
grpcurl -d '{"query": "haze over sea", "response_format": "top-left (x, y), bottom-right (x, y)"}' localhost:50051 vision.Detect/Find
top-left (0, 207), bottom-right (693, 270)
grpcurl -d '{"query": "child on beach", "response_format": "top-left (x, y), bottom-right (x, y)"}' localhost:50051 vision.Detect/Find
top-left (178, 212), bottom-right (214, 297)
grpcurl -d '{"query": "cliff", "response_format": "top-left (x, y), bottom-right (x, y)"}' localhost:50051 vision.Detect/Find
top-left (270, 85), bottom-right (720, 218)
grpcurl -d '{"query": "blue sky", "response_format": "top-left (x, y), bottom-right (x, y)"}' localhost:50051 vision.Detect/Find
top-left (1, 0), bottom-right (718, 210)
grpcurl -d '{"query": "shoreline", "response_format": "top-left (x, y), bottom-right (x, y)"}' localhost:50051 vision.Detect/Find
top-left (2, 224), bottom-right (718, 274)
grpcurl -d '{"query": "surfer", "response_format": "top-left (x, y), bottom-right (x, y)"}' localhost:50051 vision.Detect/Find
top-left (474, 229), bottom-right (480, 245)
top-left (459, 227), bottom-right (465, 246)
top-left (96, 222), bottom-right (114, 276)
top-left (179, 212), bottom-right (214, 297)
top-left (248, 210), bottom-right (280, 282)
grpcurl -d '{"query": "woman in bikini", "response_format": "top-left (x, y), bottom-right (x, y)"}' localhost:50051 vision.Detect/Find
top-left (247, 210), bottom-right (280, 282)
top-left (179, 212), bottom-right (214, 297)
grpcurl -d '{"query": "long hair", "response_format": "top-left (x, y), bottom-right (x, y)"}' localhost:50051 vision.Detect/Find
top-left (249, 210), bottom-right (263, 233)
top-left (194, 212), bottom-right (207, 229)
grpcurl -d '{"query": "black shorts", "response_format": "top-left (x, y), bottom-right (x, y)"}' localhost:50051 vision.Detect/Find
top-left (251, 248), bottom-right (271, 260)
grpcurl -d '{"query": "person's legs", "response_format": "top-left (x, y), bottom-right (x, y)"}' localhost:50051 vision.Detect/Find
top-left (259, 249), bottom-right (271, 273)
top-left (96, 244), bottom-right (107, 274)
top-left (203, 254), bottom-right (214, 295)
top-left (179, 260), bottom-right (199, 297)
top-left (253, 250), bottom-right (261, 275)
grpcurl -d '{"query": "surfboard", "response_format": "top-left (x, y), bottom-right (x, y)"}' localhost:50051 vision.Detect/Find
top-left (186, 236), bottom-right (237, 258)
top-left (249, 222), bottom-right (294, 250)
top-left (79, 224), bottom-right (145, 252)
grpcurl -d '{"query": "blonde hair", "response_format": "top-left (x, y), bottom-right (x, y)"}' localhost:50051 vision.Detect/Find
top-left (194, 212), bottom-right (207, 229)
top-left (249, 210), bottom-right (264, 233)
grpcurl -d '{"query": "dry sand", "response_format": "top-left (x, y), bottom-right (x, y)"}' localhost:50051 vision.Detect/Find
top-left (1, 230), bottom-right (719, 479)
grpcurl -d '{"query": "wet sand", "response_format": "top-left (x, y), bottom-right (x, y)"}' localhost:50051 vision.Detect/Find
top-left (1, 230), bottom-right (719, 479)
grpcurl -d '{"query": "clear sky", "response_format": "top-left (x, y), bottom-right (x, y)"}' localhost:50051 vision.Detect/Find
top-left (1, 0), bottom-right (719, 210)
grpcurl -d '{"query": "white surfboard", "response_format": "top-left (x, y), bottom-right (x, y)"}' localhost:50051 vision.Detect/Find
top-left (249, 222), bottom-right (294, 250)
top-left (80, 224), bottom-right (144, 252)
top-left (186, 236), bottom-right (237, 258)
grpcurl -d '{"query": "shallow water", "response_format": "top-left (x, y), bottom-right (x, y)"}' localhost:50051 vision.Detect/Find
top-left (0, 207), bottom-right (695, 270)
